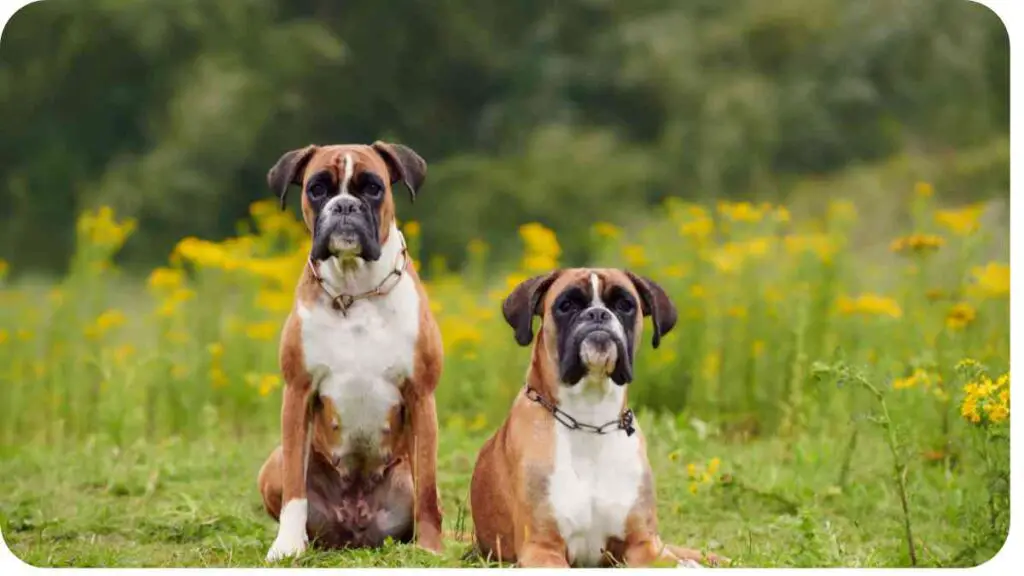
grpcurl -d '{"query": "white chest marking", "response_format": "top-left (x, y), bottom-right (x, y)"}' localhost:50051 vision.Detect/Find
top-left (547, 377), bottom-right (643, 567)
top-left (298, 229), bottom-right (419, 460)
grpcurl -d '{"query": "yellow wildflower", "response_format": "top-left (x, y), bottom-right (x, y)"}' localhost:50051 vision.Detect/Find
top-left (702, 351), bottom-right (721, 380)
top-left (774, 206), bottom-right (791, 224)
top-left (518, 223), bottom-right (561, 265)
top-left (147, 267), bottom-right (184, 292)
top-left (468, 413), bottom-right (488, 432)
top-left (935, 204), bottom-right (984, 236)
top-left (256, 290), bottom-right (293, 313)
top-left (969, 263), bottom-right (1009, 299)
top-left (245, 321), bottom-right (279, 341)
top-left (258, 374), bottom-right (282, 397)
top-left (686, 463), bottom-right (698, 479)
top-left (717, 201), bottom-right (764, 223)
top-left (0, 329), bottom-right (8, 345)
top-left (690, 285), bottom-right (706, 299)
top-left (210, 368), bottom-right (229, 389)
top-left (946, 302), bottom-right (977, 331)
top-left (708, 457), bottom-right (721, 475)
top-left (592, 222), bottom-right (621, 239)
top-left (836, 294), bottom-right (902, 319)
top-left (403, 221), bottom-right (421, 238)
top-left (467, 239), bottom-right (488, 256)
top-left (679, 217), bottom-right (714, 242)
top-left (827, 200), bottom-right (858, 223)
top-left (659, 265), bottom-right (688, 279)
top-left (890, 234), bottom-right (944, 255)
top-left (622, 244), bottom-right (649, 268)
top-left (113, 344), bottom-right (135, 365)
top-left (783, 234), bottom-right (836, 263)
top-left (914, 182), bottom-right (934, 198)
top-left (207, 342), bottom-right (225, 358)
top-left (688, 482), bottom-right (699, 495)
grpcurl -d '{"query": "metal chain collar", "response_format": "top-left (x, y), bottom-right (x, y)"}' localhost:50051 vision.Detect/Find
top-left (525, 386), bottom-right (636, 436)
top-left (308, 237), bottom-right (409, 315)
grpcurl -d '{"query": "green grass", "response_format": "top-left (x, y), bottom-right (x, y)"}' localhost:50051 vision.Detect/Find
top-left (0, 411), bottom-right (1006, 568)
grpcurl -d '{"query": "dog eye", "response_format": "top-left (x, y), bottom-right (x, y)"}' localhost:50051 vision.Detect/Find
top-left (614, 298), bottom-right (636, 314)
top-left (364, 182), bottom-right (383, 198)
top-left (308, 182), bottom-right (329, 200)
top-left (557, 299), bottom-right (577, 314)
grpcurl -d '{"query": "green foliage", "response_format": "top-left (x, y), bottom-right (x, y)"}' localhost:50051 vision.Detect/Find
top-left (0, 0), bottom-right (1009, 273)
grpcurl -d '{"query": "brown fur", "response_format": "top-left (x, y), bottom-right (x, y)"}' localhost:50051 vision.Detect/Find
top-left (257, 142), bottom-right (443, 554)
top-left (471, 268), bottom-right (725, 567)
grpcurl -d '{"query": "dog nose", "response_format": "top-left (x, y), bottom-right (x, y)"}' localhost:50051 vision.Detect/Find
top-left (581, 307), bottom-right (612, 323)
top-left (333, 196), bottom-right (364, 215)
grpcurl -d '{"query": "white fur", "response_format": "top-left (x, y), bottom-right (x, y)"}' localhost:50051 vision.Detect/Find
top-left (547, 376), bottom-right (643, 567)
top-left (302, 225), bottom-right (418, 465)
top-left (267, 498), bottom-right (309, 561)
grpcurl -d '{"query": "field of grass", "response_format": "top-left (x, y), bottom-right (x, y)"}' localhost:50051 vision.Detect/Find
top-left (0, 184), bottom-right (1010, 567)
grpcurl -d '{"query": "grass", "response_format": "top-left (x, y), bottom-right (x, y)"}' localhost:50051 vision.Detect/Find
top-left (0, 189), bottom-right (1011, 567)
top-left (0, 411), bottom-right (1007, 568)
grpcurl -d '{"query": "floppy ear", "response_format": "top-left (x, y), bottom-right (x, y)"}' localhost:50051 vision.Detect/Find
top-left (268, 145), bottom-right (317, 210)
top-left (502, 271), bottom-right (561, 347)
top-left (624, 271), bottom-right (678, 349)
top-left (372, 141), bottom-right (427, 201)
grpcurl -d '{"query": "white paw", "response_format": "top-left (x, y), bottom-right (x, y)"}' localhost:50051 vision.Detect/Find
top-left (266, 498), bottom-right (309, 562)
top-left (677, 558), bottom-right (703, 569)
top-left (266, 531), bottom-right (308, 562)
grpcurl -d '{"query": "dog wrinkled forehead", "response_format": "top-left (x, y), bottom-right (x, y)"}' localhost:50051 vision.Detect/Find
top-left (301, 145), bottom-right (389, 187)
top-left (541, 268), bottom-right (641, 312)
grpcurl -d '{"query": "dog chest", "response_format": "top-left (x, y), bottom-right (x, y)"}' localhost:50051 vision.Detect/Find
top-left (547, 425), bottom-right (643, 567)
top-left (297, 279), bottom-right (420, 459)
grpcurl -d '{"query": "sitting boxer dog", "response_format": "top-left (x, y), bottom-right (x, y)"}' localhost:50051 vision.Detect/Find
top-left (470, 268), bottom-right (724, 568)
top-left (257, 142), bottom-right (443, 561)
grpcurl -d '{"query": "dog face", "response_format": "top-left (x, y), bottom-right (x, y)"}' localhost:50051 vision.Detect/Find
top-left (503, 268), bottom-right (677, 386)
top-left (267, 142), bottom-right (426, 263)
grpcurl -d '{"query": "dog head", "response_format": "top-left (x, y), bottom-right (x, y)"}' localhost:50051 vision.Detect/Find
top-left (503, 268), bottom-right (677, 386)
top-left (267, 142), bottom-right (426, 263)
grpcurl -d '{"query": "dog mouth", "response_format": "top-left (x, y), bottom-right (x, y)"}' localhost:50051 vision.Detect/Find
top-left (579, 330), bottom-right (618, 374)
top-left (312, 216), bottom-right (381, 262)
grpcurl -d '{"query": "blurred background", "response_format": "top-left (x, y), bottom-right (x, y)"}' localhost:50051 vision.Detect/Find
top-left (0, 0), bottom-right (1009, 275)
top-left (0, 1), bottom-right (1012, 568)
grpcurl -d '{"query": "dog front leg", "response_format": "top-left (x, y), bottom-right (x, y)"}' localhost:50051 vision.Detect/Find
top-left (266, 383), bottom-right (314, 561)
top-left (407, 392), bottom-right (443, 553)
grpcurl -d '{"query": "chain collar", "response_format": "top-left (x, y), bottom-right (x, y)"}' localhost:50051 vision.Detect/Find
top-left (524, 386), bottom-right (636, 436)
top-left (307, 236), bottom-right (409, 315)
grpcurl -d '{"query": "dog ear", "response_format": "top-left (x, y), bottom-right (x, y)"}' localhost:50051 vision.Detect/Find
top-left (268, 145), bottom-right (317, 210)
top-left (372, 141), bottom-right (427, 201)
top-left (503, 271), bottom-right (561, 347)
top-left (624, 271), bottom-right (678, 349)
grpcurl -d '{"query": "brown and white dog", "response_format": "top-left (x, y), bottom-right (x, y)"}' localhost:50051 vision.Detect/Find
top-left (257, 142), bottom-right (443, 561)
top-left (470, 268), bottom-right (722, 568)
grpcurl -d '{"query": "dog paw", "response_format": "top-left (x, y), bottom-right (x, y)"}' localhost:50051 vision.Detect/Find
top-left (266, 531), bottom-right (308, 562)
top-left (677, 558), bottom-right (703, 569)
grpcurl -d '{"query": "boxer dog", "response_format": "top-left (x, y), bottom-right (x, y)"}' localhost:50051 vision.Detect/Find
top-left (470, 268), bottom-right (723, 568)
top-left (257, 142), bottom-right (443, 561)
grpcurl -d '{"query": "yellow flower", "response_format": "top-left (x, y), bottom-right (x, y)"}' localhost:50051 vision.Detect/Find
top-left (727, 305), bottom-right (747, 319)
top-left (519, 223), bottom-right (561, 260)
top-left (403, 221), bottom-right (421, 238)
top-left (521, 254), bottom-right (558, 272)
top-left (915, 182), bottom-right (935, 198)
top-left (622, 244), bottom-right (649, 268)
top-left (935, 204), bottom-right (984, 236)
top-left (717, 201), bottom-right (764, 223)
top-left (890, 234), bottom-right (944, 255)
top-left (245, 321), bottom-right (279, 341)
top-left (946, 302), bottom-right (976, 331)
top-left (0, 329), bottom-right (8, 345)
top-left (836, 294), bottom-right (902, 319)
top-left (505, 273), bottom-right (529, 292)
top-left (256, 290), bottom-right (293, 313)
top-left (668, 451), bottom-right (680, 463)
top-left (207, 342), bottom-right (225, 358)
top-left (592, 222), bottom-right (621, 239)
top-left (679, 217), bottom-right (714, 242)
top-left (690, 285), bottom-right (706, 299)
top-left (688, 482), bottom-right (699, 495)
top-left (258, 374), bottom-right (282, 397)
top-left (783, 234), bottom-right (836, 263)
top-left (147, 267), bottom-right (184, 292)
top-left (659, 264), bottom-right (688, 279)
top-left (686, 463), bottom-right (698, 479)
top-left (702, 351), bottom-right (721, 380)
top-left (969, 262), bottom-right (1009, 299)
top-left (707, 457), bottom-right (721, 475)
